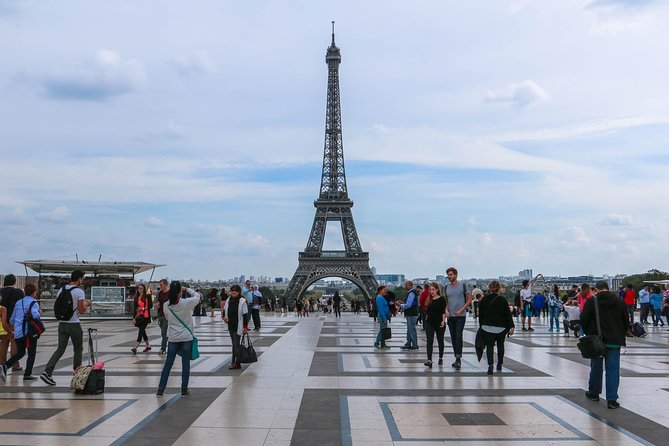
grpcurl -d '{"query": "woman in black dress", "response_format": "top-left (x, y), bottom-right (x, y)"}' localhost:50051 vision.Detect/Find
top-left (424, 283), bottom-right (447, 368)
top-left (479, 280), bottom-right (515, 374)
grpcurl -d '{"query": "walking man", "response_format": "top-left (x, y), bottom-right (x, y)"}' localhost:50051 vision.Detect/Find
top-left (155, 279), bottom-right (170, 355)
top-left (251, 285), bottom-right (262, 331)
top-left (638, 285), bottom-right (650, 324)
top-left (520, 280), bottom-right (534, 331)
top-left (444, 267), bottom-right (472, 369)
top-left (581, 281), bottom-right (629, 409)
top-left (41, 270), bottom-right (91, 386)
top-left (333, 291), bottom-right (342, 318)
top-left (398, 281), bottom-right (419, 350)
top-left (623, 284), bottom-right (636, 324)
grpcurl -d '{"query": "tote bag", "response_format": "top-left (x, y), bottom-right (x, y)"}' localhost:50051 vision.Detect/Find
top-left (238, 334), bottom-right (258, 363)
top-left (168, 307), bottom-right (200, 360)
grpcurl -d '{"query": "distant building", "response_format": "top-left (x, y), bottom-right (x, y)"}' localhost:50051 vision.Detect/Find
top-left (518, 269), bottom-right (533, 281)
top-left (375, 274), bottom-right (406, 286)
top-left (436, 275), bottom-right (445, 284)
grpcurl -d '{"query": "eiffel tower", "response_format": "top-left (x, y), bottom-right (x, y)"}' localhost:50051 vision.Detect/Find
top-left (284, 24), bottom-right (378, 302)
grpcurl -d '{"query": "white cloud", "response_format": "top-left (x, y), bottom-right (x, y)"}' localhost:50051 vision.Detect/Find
top-left (485, 80), bottom-right (549, 109)
top-left (43, 206), bottom-right (71, 223)
top-left (1, 208), bottom-right (30, 225)
top-left (600, 214), bottom-right (632, 225)
top-left (169, 50), bottom-right (216, 77)
top-left (136, 120), bottom-right (187, 142)
top-left (145, 217), bottom-right (164, 227)
top-left (40, 50), bottom-right (146, 101)
top-left (480, 232), bottom-right (493, 248)
top-left (558, 226), bottom-right (591, 249)
top-left (497, 114), bottom-right (669, 142)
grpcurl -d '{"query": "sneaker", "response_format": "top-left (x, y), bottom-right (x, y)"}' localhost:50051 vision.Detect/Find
top-left (452, 359), bottom-right (461, 369)
top-left (522, 327), bottom-right (528, 332)
top-left (181, 388), bottom-right (191, 397)
top-left (156, 389), bottom-right (164, 398)
top-left (23, 375), bottom-right (37, 381)
top-left (40, 372), bottom-right (56, 386)
top-left (585, 391), bottom-right (600, 402)
top-left (410, 346), bottom-right (419, 350)
top-left (528, 327), bottom-right (535, 332)
top-left (0, 364), bottom-right (6, 382)
top-left (159, 349), bottom-right (166, 355)
top-left (487, 365), bottom-right (493, 375)
top-left (424, 360), bottom-right (432, 368)
top-left (400, 345), bottom-right (411, 350)
top-left (496, 364), bottom-right (503, 371)
top-left (131, 348), bottom-right (137, 354)
top-left (607, 400), bottom-right (620, 409)
top-left (374, 343), bottom-right (382, 349)
top-left (143, 346), bottom-right (152, 353)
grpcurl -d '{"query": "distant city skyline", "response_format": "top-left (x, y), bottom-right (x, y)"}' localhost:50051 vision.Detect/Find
top-left (2, 1), bottom-right (669, 280)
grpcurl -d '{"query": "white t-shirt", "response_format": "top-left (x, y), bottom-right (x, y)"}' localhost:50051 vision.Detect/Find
top-left (520, 288), bottom-right (532, 303)
top-left (57, 285), bottom-right (85, 323)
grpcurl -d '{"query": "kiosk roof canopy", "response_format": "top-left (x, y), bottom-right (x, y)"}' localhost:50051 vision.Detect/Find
top-left (19, 260), bottom-right (165, 276)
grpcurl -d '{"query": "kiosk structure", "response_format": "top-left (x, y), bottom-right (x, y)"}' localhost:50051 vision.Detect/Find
top-left (18, 259), bottom-right (164, 318)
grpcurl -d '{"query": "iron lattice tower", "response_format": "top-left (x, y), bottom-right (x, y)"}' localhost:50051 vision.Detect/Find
top-left (284, 24), bottom-right (378, 303)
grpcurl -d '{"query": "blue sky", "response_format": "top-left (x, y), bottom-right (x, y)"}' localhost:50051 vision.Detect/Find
top-left (1, 0), bottom-right (668, 281)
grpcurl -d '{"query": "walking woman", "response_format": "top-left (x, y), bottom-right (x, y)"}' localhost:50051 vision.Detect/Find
top-left (208, 289), bottom-right (218, 317)
top-left (548, 284), bottom-right (562, 332)
top-left (157, 281), bottom-right (201, 397)
top-left (222, 284), bottom-right (249, 370)
top-left (1, 284), bottom-right (42, 381)
top-left (423, 283), bottom-right (447, 368)
top-left (132, 283), bottom-right (153, 354)
top-left (478, 281), bottom-right (515, 375)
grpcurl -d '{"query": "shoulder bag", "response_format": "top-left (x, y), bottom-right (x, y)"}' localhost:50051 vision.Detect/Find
top-left (577, 295), bottom-right (607, 359)
top-left (238, 333), bottom-right (258, 363)
top-left (168, 307), bottom-right (200, 360)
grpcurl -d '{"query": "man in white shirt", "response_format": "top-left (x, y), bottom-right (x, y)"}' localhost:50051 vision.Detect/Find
top-left (41, 270), bottom-right (91, 386)
top-left (520, 280), bottom-right (534, 332)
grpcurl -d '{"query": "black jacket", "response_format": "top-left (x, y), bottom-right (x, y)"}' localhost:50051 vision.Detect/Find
top-left (479, 293), bottom-right (514, 330)
top-left (0, 287), bottom-right (24, 318)
top-left (580, 291), bottom-right (629, 346)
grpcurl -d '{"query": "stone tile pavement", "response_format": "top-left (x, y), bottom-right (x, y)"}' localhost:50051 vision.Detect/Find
top-left (1, 312), bottom-right (668, 445)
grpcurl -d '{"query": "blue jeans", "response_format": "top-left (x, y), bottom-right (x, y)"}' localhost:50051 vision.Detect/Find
top-left (447, 316), bottom-right (466, 359)
top-left (405, 316), bottom-right (418, 348)
top-left (588, 347), bottom-right (621, 401)
top-left (549, 306), bottom-right (560, 331)
top-left (375, 319), bottom-right (388, 346)
top-left (158, 340), bottom-right (192, 391)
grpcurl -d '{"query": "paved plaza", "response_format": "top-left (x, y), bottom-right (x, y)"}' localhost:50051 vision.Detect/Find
top-left (0, 312), bottom-right (668, 445)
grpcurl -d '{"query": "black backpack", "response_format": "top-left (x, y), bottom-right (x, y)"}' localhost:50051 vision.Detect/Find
top-left (54, 286), bottom-right (77, 321)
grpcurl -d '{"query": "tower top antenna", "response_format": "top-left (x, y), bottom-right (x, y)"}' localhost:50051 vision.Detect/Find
top-left (331, 21), bottom-right (335, 44)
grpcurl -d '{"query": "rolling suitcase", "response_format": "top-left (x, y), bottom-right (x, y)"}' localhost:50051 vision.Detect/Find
top-left (76, 328), bottom-right (105, 395)
top-left (630, 322), bottom-right (646, 338)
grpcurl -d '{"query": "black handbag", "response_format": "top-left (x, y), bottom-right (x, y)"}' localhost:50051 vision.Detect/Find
top-left (23, 301), bottom-right (45, 344)
top-left (577, 295), bottom-right (607, 359)
top-left (238, 334), bottom-right (258, 363)
top-left (381, 326), bottom-right (392, 340)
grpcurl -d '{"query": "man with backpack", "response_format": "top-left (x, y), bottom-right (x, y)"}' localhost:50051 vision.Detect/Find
top-left (444, 267), bottom-right (473, 369)
top-left (40, 270), bottom-right (91, 386)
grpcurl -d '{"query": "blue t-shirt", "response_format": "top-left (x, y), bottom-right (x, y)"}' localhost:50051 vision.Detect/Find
top-left (10, 296), bottom-right (41, 339)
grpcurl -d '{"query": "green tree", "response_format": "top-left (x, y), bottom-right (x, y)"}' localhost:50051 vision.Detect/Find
top-left (621, 269), bottom-right (669, 291)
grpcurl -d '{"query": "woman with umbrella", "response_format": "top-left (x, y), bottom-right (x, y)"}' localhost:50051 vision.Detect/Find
top-left (478, 281), bottom-right (515, 375)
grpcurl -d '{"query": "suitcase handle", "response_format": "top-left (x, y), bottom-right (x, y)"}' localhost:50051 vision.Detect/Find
top-left (88, 328), bottom-right (98, 365)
